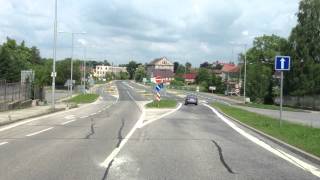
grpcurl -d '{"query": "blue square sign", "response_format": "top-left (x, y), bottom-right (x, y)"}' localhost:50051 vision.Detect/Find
top-left (275, 56), bottom-right (291, 71)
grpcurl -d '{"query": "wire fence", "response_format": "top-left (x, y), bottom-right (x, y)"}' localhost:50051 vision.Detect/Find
top-left (0, 80), bottom-right (32, 112)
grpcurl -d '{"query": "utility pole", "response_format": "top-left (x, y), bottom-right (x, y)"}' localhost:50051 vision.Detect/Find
top-left (244, 44), bottom-right (247, 104)
top-left (51, 0), bottom-right (58, 110)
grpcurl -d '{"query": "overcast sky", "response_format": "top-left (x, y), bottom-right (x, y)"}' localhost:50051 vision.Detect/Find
top-left (0, 0), bottom-right (299, 66)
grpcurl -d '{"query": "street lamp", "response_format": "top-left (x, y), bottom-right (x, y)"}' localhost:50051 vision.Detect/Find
top-left (230, 42), bottom-right (247, 104)
top-left (58, 31), bottom-right (87, 99)
top-left (51, 0), bottom-right (58, 110)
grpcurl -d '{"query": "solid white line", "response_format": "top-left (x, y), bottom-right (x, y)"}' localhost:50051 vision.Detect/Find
top-left (0, 142), bottom-right (8, 146)
top-left (61, 119), bottom-right (76, 125)
top-left (203, 104), bottom-right (320, 178)
top-left (138, 103), bottom-right (182, 128)
top-left (100, 93), bottom-right (145, 168)
top-left (25, 127), bottom-right (54, 137)
top-left (64, 115), bottom-right (75, 120)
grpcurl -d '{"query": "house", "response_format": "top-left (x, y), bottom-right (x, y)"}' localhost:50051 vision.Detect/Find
top-left (147, 57), bottom-right (174, 83)
top-left (93, 65), bottom-right (127, 78)
top-left (182, 73), bottom-right (197, 84)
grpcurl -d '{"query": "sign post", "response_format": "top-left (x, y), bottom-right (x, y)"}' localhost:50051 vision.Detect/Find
top-left (275, 56), bottom-right (291, 127)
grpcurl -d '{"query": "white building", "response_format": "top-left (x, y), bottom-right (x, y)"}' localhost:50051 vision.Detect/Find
top-left (93, 65), bottom-right (127, 78)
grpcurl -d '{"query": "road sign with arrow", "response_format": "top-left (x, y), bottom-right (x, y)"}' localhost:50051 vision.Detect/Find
top-left (275, 56), bottom-right (290, 71)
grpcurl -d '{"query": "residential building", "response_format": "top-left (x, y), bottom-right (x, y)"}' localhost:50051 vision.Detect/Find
top-left (147, 57), bottom-right (174, 83)
top-left (93, 65), bottom-right (127, 78)
top-left (182, 73), bottom-right (197, 84)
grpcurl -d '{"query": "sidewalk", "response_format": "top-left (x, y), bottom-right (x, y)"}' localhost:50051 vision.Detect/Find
top-left (0, 103), bottom-right (66, 126)
top-left (234, 105), bottom-right (320, 128)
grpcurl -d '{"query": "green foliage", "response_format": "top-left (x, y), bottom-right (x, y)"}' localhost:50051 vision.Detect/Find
top-left (134, 65), bottom-right (147, 82)
top-left (126, 61), bottom-right (139, 79)
top-left (67, 93), bottom-right (99, 104)
top-left (55, 58), bottom-right (81, 85)
top-left (146, 99), bottom-right (177, 108)
top-left (286, 0), bottom-right (320, 96)
top-left (196, 68), bottom-right (225, 93)
top-left (119, 71), bottom-right (129, 80)
top-left (170, 80), bottom-right (185, 86)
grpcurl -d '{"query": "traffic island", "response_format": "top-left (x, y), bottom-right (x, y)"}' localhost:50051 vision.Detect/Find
top-left (66, 94), bottom-right (99, 104)
top-left (211, 102), bottom-right (320, 161)
top-left (145, 99), bottom-right (177, 109)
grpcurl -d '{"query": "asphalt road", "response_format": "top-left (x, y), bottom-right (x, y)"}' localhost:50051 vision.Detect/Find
top-left (0, 81), bottom-right (143, 180)
top-left (0, 80), bottom-right (319, 179)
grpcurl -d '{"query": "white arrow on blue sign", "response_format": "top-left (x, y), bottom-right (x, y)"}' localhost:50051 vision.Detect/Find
top-left (155, 85), bottom-right (161, 92)
top-left (275, 56), bottom-right (291, 71)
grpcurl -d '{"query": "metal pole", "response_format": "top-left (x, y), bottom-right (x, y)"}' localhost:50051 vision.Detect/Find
top-left (243, 44), bottom-right (247, 104)
top-left (52, 0), bottom-right (57, 110)
top-left (83, 47), bottom-right (86, 94)
top-left (280, 71), bottom-right (284, 127)
top-left (70, 33), bottom-right (74, 99)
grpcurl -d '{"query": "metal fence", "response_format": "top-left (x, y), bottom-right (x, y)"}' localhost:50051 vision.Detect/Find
top-left (0, 80), bottom-right (32, 111)
top-left (275, 95), bottom-right (320, 111)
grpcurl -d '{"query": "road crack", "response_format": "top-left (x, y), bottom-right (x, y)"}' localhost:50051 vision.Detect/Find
top-left (85, 118), bottom-right (95, 139)
top-left (116, 118), bottom-right (125, 147)
top-left (101, 159), bottom-right (114, 180)
top-left (211, 140), bottom-right (235, 174)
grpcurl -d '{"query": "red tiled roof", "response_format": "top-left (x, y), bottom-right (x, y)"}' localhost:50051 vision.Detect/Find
top-left (182, 73), bottom-right (197, 80)
top-left (221, 64), bottom-right (239, 73)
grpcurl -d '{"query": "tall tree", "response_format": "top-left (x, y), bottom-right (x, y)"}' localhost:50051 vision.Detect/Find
top-left (126, 61), bottom-right (139, 80)
top-left (173, 61), bottom-right (179, 73)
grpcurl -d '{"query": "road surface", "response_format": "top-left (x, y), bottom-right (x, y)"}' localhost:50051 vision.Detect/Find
top-left (0, 80), bottom-right (318, 180)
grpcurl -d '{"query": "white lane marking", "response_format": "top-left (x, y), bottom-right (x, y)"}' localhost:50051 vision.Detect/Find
top-left (25, 127), bottom-right (54, 137)
top-left (138, 103), bottom-right (182, 128)
top-left (80, 116), bottom-right (89, 119)
top-left (100, 91), bottom-right (145, 168)
top-left (203, 104), bottom-right (320, 178)
top-left (98, 110), bottom-right (102, 113)
top-left (0, 142), bottom-right (8, 146)
top-left (61, 119), bottom-right (76, 125)
top-left (0, 98), bottom-right (104, 133)
top-left (90, 113), bottom-right (97, 116)
top-left (64, 115), bottom-right (75, 120)
top-left (100, 108), bottom-right (145, 168)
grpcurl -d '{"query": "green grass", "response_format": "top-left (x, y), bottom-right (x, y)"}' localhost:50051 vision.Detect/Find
top-left (241, 102), bottom-right (304, 112)
top-left (146, 99), bottom-right (177, 108)
top-left (212, 102), bottom-right (320, 157)
top-left (67, 94), bottom-right (99, 104)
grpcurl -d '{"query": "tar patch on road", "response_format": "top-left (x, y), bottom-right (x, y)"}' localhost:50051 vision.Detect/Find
top-left (101, 159), bottom-right (114, 180)
top-left (116, 118), bottom-right (126, 148)
top-left (85, 118), bottom-right (95, 139)
top-left (211, 140), bottom-right (235, 174)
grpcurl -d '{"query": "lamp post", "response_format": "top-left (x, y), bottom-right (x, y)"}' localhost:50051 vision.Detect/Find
top-left (51, 0), bottom-right (58, 110)
top-left (58, 31), bottom-right (86, 99)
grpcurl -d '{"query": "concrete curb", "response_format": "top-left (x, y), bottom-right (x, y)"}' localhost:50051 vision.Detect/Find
top-left (213, 106), bottom-right (320, 166)
top-left (0, 108), bottom-right (65, 127)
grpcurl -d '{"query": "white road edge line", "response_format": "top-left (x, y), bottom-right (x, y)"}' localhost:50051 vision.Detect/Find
top-left (0, 142), bottom-right (8, 146)
top-left (203, 104), bottom-right (320, 178)
top-left (25, 127), bottom-right (54, 137)
top-left (61, 119), bottom-right (76, 125)
top-left (138, 103), bottom-right (182, 128)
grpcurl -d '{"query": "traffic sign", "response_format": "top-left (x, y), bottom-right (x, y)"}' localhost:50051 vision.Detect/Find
top-left (155, 76), bottom-right (162, 84)
top-left (275, 56), bottom-right (290, 71)
top-left (155, 85), bottom-right (161, 92)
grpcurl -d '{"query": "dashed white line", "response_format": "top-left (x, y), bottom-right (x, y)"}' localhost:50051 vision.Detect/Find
top-left (25, 127), bottom-right (54, 137)
top-left (61, 119), bottom-right (76, 125)
top-left (90, 113), bottom-right (97, 116)
top-left (0, 142), bottom-right (8, 146)
top-left (80, 116), bottom-right (89, 119)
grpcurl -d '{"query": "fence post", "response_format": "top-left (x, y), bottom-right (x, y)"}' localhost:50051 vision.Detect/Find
top-left (4, 80), bottom-right (7, 103)
top-left (12, 84), bottom-right (14, 102)
top-left (19, 83), bottom-right (21, 101)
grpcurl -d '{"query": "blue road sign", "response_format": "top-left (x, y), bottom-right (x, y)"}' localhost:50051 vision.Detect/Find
top-left (275, 56), bottom-right (291, 71)
top-left (155, 85), bottom-right (161, 92)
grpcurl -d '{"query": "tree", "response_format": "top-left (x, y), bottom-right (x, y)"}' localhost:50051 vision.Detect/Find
top-left (244, 34), bottom-right (289, 103)
top-left (134, 65), bottom-right (147, 82)
top-left (196, 68), bottom-right (211, 85)
top-left (103, 60), bottom-right (111, 66)
top-left (200, 62), bottom-right (212, 69)
top-left (126, 61), bottom-right (139, 79)
top-left (286, 0), bottom-right (320, 97)
top-left (173, 61), bottom-right (179, 73)
top-left (55, 58), bottom-right (81, 86)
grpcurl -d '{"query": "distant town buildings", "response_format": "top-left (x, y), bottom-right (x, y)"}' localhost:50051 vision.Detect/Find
top-left (93, 65), bottom-right (127, 78)
top-left (147, 57), bottom-right (174, 83)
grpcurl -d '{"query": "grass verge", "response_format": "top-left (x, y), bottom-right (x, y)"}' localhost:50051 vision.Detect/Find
top-left (240, 102), bottom-right (304, 112)
top-left (146, 99), bottom-right (177, 108)
top-left (212, 102), bottom-right (320, 157)
top-left (67, 94), bottom-right (99, 104)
